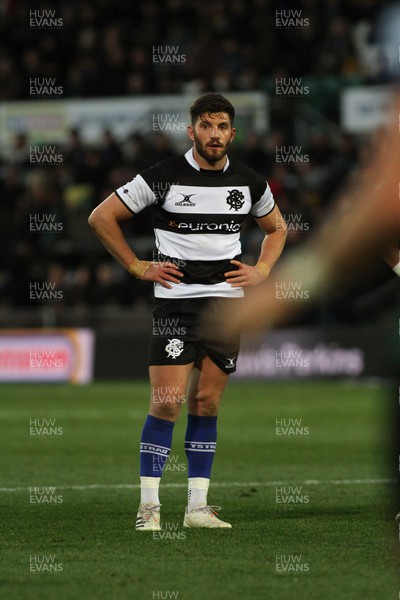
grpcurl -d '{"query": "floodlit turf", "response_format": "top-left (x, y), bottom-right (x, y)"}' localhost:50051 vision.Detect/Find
top-left (1, 380), bottom-right (399, 600)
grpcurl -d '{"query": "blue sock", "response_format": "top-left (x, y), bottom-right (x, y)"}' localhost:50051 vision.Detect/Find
top-left (140, 414), bottom-right (175, 477)
top-left (185, 414), bottom-right (217, 478)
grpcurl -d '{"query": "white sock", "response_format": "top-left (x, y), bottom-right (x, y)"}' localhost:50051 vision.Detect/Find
top-left (187, 477), bottom-right (210, 511)
top-left (140, 476), bottom-right (160, 505)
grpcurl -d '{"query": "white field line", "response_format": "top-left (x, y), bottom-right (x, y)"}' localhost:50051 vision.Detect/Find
top-left (0, 478), bottom-right (396, 493)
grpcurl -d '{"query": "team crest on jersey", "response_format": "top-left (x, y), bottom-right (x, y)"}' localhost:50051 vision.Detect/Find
top-left (226, 189), bottom-right (245, 211)
top-left (165, 338), bottom-right (184, 359)
top-left (175, 193), bottom-right (196, 206)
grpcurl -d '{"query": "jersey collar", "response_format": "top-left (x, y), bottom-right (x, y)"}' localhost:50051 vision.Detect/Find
top-left (184, 148), bottom-right (230, 173)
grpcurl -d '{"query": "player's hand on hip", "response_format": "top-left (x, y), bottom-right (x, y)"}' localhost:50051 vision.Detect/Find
top-left (225, 259), bottom-right (269, 287)
top-left (142, 261), bottom-right (184, 289)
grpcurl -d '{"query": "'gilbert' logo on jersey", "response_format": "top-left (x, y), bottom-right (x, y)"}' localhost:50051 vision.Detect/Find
top-left (175, 193), bottom-right (196, 206)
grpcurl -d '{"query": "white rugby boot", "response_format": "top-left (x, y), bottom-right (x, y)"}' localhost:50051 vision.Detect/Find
top-left (183, 505), bottom-right (232, 528)
top-left (135, 503), bottom-right (161, 531)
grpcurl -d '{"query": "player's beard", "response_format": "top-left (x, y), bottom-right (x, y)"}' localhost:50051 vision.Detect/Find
top-left (193, 135), bottom-right (230, 166)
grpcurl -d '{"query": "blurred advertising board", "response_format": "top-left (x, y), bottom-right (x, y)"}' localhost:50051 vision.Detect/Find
top-left (233, 326), bottom-right (397, 380)
top-left (0, 92), bottom-right (268, 156)
top-left (341, 85), bottom-right (393, 133)
top-left (0, 329), bottom-right (95, 383)
top-left (92, 324), bottom-right (397, 380)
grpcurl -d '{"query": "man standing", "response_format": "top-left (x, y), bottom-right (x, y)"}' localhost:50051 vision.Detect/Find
top-left (88, 93), bottom-right (287, 530)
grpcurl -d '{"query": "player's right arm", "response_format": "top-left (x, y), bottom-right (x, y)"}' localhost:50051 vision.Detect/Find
top-left (88, 193), bottom-right (183, 288)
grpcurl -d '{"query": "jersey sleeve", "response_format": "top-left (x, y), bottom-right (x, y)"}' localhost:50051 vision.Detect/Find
top-left (115, 158), bottom-right (182, 213)
top-left (115, 173), bottom-right (156, 214)
top-left (250, 181), bottom-right (275, 218)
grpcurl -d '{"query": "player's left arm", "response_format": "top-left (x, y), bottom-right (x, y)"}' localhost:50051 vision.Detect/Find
top-left (225, 205), bottom-right (287, 287)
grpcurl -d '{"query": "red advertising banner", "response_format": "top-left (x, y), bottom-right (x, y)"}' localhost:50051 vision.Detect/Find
top-left (0, 329), bottom-right (95, 383)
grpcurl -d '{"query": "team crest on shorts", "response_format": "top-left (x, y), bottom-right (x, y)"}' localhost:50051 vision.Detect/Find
top-left (165, 338), bottom-right (184, 359)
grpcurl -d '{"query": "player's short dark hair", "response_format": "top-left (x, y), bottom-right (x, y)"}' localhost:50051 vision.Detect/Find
top-left (190, 93), bottom-right (235, 125)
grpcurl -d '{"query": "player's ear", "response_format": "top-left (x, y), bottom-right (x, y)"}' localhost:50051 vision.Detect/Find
top-left (187, 124), bottom-right (194, 141)
top-left (230, 127), bottom-right (236, 142)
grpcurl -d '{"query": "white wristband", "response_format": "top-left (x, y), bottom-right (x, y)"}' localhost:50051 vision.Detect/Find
top-left (393, 261), bottom-right (400, 277)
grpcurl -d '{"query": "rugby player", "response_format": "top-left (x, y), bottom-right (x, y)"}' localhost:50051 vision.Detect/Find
top-left (88, 93), bottom-right (287, 529)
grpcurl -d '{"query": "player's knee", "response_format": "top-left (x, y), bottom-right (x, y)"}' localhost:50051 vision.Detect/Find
top-left (192, 388), bottom-right (222, 415)
top-left (150, 401), bottom-right (180, 421)
top-left (150, 386), bottom-right (186, 421)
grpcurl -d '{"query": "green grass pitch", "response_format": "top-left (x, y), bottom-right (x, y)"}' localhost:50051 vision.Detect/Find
top-left (1, 380), bottom-right (399, 600)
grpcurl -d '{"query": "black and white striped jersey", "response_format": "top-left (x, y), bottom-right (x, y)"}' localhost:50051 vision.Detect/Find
top-left (115, 149), bottom-right (275, 299)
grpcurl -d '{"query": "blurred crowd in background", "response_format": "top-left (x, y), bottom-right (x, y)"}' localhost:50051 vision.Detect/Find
top-left (0, 0), bottom-right (394, 113)
top-left (0, 125), bottom-right (365, 318)
top-left (0, 0), bottom-right (396, 321)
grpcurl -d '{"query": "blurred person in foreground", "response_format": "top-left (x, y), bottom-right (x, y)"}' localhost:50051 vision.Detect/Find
top-left (212, 99), bottom-right (400, 338)
top-left (203, 2), bottom-right (400, 533)
top-left (88, 94), bottom-right (286, 530)
top-left (214, 1), bottom-right (400, 338)
top-left (206, 93), bottom-right (400, 530)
